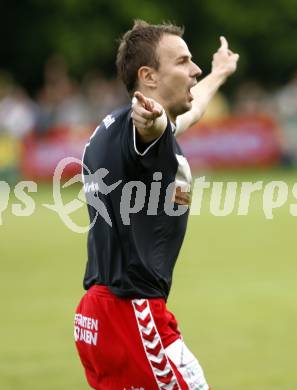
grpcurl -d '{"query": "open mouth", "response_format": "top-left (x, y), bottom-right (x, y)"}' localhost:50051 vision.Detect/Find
top-left (187, 86), bottom-right (194, 101)
top-left (187, 82), bottom-right (197, 101)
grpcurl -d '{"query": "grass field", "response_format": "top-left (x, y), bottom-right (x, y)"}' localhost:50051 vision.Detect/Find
top-left (1, 168), bottom-right (297, 390)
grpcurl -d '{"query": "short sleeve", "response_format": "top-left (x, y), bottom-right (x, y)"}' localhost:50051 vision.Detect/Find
top-left (121, 109), bottom-right (175, 171)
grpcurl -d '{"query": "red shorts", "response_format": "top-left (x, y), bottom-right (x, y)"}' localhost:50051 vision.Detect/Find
top-left (74, 285), bottom-right (209, 390)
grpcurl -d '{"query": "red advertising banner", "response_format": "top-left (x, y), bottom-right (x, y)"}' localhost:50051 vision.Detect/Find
top-left (20, 127), bottom-right (90, 180)
top-left (178, 115), bottom-right (281, 169)
top-left (20, 115), bottom-right (282, 181)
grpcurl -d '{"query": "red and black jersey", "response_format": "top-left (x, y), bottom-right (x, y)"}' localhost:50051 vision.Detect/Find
top-left (82, 105), bottom-right (191, 299)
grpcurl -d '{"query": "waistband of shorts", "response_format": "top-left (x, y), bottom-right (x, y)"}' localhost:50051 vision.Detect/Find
top-left (88, 285), bottom-right (115, 298)
top-left (87, 285), bottom-right (166, 302)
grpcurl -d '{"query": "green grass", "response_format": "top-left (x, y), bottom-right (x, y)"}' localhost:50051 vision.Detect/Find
top-left (1, 169), bottom-right (297, 389)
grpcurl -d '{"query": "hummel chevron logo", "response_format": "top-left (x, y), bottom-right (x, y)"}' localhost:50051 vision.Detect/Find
top-left (135, 307), bottom-right (150, 321)
top-left (140, 321), bottom-right (154, 334)
top-left (151, 355), bottom-right (168, 371)
top-left (132, 298), bottom-right (179, 390)
top-left (103, 114), bottom-right (115, 129)
top-left (134, 301), bottom-right (148, 312)
top-left (138, 314), bottom-right (151, 327)
top-left (143, 336), bottom-right (160, 350)
top-left (146, 350), bottom-right (165, 364)
top-left (134, 299), bottom-right (145, 305)
top-left (161, 381), bottom-right (179, 390)
top-left (157, 371), bottom-right (174, 384)
top-left (154, 365), bottom-right (172, 378)
top-left (146, 341), bottom-right (162, 356)
top-left (141, 327), bottom-right (156, 342)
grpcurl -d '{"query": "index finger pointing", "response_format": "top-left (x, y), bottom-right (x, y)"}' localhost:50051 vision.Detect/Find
top-left (134, 91), bottom-right (147, 107)
top-left (219, 36), bottom-right (228, 51)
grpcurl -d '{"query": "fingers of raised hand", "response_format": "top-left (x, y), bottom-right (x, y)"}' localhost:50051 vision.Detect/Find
top-left (219, 36), bottom-right (229, 51)
top-left (133, 91), bottom-right (147, 106)
top-left (131, 110), bottom-right (154, 128)
top-left (215, 46), bottom-right (239, 64)
top-left (134, 91), bottom-right (155, 112)
top-left (218, 36), bottom-right (239, 60)
top-left (132, 104), bottom-right (156, 120)
top-left (152, 106), bottom-right (163, 118)
top-left (233, 53), bottom-right (240, 62)
top-left (132, 91), bottom-right (164, 126)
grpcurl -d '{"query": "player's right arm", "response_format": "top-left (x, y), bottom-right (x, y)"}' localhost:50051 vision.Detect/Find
top-left (131, 91), bottom-right (168, 143)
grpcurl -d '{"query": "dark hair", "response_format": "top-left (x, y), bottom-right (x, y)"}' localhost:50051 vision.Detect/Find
top-left (116, 20), bottom-right (184, 96)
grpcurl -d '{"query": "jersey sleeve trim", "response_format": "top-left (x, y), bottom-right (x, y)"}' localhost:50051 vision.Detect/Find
top-left (170, 121), bottom-right (177, 135)
top-left (133, 124), bottom-right (165, 157)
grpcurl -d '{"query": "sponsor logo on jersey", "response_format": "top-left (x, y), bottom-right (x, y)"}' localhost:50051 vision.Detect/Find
top-left (103, 114), bottom-right (115, 129)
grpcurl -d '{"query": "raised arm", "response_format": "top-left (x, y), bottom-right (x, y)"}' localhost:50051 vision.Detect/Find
top-left (175, 36), bottom-right (239, 136)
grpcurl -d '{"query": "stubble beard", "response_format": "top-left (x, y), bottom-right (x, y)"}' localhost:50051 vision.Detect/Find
top-left (169, 99), bottom-right (192, 121)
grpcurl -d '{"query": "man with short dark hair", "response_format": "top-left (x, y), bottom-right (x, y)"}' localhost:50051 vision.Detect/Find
top-left (74, 20), bottom-right (239, 389)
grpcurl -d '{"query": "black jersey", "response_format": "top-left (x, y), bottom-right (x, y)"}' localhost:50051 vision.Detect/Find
top-left (82, 105), bottom-right (192, 299)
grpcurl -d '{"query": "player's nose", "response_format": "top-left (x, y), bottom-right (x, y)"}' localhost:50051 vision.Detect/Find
top-left (191, 62), bottom-right (202, 78)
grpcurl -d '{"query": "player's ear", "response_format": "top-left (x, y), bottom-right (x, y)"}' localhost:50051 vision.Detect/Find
top-left (138, 66), bottom-right (158, 89)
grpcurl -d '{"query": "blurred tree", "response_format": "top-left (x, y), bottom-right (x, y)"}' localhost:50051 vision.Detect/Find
top-left (1, 0), bottom-right (296, 95)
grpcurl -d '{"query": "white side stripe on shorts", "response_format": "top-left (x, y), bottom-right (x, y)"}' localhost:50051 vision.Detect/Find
top-left (132, 299), bottom-right (180, 390)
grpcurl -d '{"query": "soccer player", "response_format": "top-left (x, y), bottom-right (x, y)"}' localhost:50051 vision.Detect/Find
top-left (74, 20), bottom-right (239, 389)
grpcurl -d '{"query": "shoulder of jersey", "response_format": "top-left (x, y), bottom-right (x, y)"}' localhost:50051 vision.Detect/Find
top-left (86, 105), bottom-right (131, 148)
top-left (99, 105), bottom-right (131, 132)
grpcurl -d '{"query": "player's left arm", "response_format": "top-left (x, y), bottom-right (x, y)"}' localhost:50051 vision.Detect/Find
top-left (175, 36), bottom-right (239, 136)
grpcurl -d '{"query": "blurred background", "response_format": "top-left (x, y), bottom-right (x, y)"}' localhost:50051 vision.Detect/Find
top-left (1, 1), bottom-right (297, 389)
